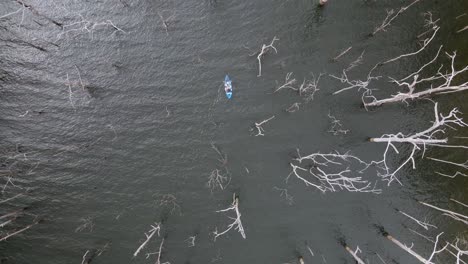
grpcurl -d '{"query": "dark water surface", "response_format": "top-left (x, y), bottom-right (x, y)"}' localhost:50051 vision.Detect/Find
top-left (0, 0), bottom-right (467, 263)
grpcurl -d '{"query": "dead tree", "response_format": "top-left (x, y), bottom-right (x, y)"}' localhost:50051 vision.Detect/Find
top-left (146, 238), bottom-right (170, 264)
top-left (332, 46), bottom-right (352, 62)
top-left (254, 36), bottom-right (279, 77)
top-left (344, 246), bottom-right (365, 264)
top-left (207, 169), bottom-right (230, 192)
top-left (275, 72), bottom-right (322, 102)
top-left (207, 142), bottom-right (230, 192)
top-left (0, 220), bottom-right (39, 242)
top-left (0, 193), bottom-right (23, 204)
top-left (369, 103), bottom-right (468, 185)
top-left (133, 223), bottom-right (161, 257)
top-left (427, 157), bottom-right (468, 178)
top-left (364, 51), bottom-right (467, 107)
top-left (154, 194), bottom-right (181, 215)
top-left (75, 216), bottom-right (94, 233)
top-left (363, 16), bottom-right (468, 107)
top-left (299, 73), bottom-right (322, 102)
top-left (378, 227), bottom-right (448, 264)
top-left (372, 0), bottom-right (422, 36)
top-left (380, 22), bottom-right (439, 66)
top-left (56, 15), bottom-right (125, 41)
top-left (330, 67), bottom-right (380, 96)
top-left (409, 229), bottom-right (468, 264)
top-left (275, 72), bottom-right (297, 93)
top-left (420, 201), bottom-right (468, 225)
top-left (327, 112), bottom-right (349, 136)
top-left (213, 193), bottom-right (246, 240)
top-left (451, 239), bottom-right (468, 264)
top-left (346, 51), bottom-right (365, 72)
top-left (287, 150), bottom-right (381, 194)
top-left (185, 236), bottom-right (196, 247)
top-left (397, 209), bottom-right (437, 230)
top-left (210, 142), bottom-right (228, 166)
top-left (285, 102), bottom-right (301, 113)
top-left (252, 115), bottom-right (275, 136)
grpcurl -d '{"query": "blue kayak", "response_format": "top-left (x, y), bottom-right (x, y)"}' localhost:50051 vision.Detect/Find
top-left (224, 75), bottom-right (233, 99)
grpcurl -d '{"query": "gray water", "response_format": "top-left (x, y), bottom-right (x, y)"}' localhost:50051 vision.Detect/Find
top-left (0, 0), bottom-right (467, 263)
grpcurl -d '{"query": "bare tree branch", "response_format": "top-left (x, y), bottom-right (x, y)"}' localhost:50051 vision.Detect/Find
top-left (0, 220), bottom-right (38, 242)
top-left (372, 0), bottom-right (422, 36)
top-left (328, 112), bottom-right (349, 136)
top-left (133, 223), bottom-right (161, 257)
top-left (397, 209), bottom-right (437, 230)
top-left (146, 238), bottom-right (170, 264)
top-left (213, 193), bottom-right (246, 240)
top-left (383, 231), bottom-right (447, 263)
top-left (420, 201), bottom-right (468, 225)
top-left (288, 150), bottom-right (382, 194)
top-left (253, 116), bottom-right (275, 136)
top-left (369, 103), bottom-right (467, 185)
top-left (332, 46), bottom-right (352, 61)
top-left (275, 72), bottom-right (297, 93)
top-left (255, 36), bottom-right (279, 77)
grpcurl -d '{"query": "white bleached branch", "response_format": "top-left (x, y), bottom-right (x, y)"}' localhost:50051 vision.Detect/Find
top-left (255, 36), bottom-right (279, 77)
top-left (146, 238), bottom-right (170, 264)
top-left (275, 72), bottom-right (297, 93)
top-left (0, 220), bottom-right (38, 242)
top-left (56, 15), bottom-right (125, 41)
top-left (207, 169), bottom-right (230, 192)
top-left (365, 51), bottom-right (468, 107)
top-left (185, 236), bottom-right (196, 247)
top-left (0, 193), bottom-right (23, 204)
top-left (133, 223), bottom-right (161, 257)
top-left (381, 24), bottom-right (439, 65)
top-left (81, 250), bottom-right (89, 264)
top-left (253, 115), bottom-right (275, 136)
top-left (299, 73), bottom-right (323, 102)
top-left (287, 150), bottom-right (381, 194)
top-left (369, 103), bottom-right (467, 185)
top-left (285, 102), bottom-right (301, 113)
top-left (213, 193), bottom-right (246, 240)
top-left (384, 232), bottom-right (447, 264)
top-left (398, 210), bottom-right (437, 230)
top-left (346, 51), bottom-right (365, 72)
top-left (420, 201), bottom-right (468, 225)
top-left (372, 0), bottom-right (422, 35)
top-left (450, 199), bottom-right (468, 208)
top-left (344, 245), bottom-right (365, 264)
top-left (427, 157), bottom-right (468, 170)
top-left (330, 67), bottom-right (380, 96)
top-left (332, 46), bottom-right (352, 61)
top-left (327, 112), bottom-right (349, 136)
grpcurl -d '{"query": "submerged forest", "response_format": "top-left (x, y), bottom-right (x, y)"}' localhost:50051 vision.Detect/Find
top-left (0, 0), bottom-right (467, 263)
